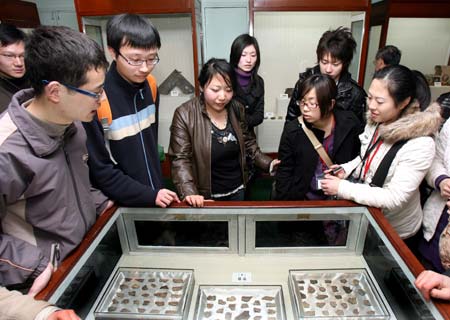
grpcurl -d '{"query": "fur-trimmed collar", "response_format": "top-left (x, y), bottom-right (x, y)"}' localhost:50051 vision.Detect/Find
top-left (367, 101), bottom-right (442, 144)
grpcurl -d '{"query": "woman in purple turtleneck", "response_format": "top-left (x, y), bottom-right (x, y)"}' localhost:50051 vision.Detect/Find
top-left (229, 34), bottom-right (266, 194)
top-left (229, 34), bottom-right (265, 139)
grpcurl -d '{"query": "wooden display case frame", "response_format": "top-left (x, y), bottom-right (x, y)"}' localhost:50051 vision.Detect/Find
top-left (35, 200), bottom-right (450, 319)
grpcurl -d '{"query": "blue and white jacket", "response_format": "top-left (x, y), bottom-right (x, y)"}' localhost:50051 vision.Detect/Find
top-left (83, 62), bottom-right (164, 206)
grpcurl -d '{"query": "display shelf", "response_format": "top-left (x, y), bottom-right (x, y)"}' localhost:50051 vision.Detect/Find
top-left (37, 202), bottom-right (450, 319)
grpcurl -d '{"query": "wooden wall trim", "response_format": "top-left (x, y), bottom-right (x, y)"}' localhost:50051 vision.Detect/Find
top-left (379, 0), bottom-right (391, 49)
top-left (378, 0), bottom-right (450, 51)
top-left (389, 2), bottom-right (450, 18)
top-left (358, 10), bottom-right (370, 87)
top-left (252, 0), bottom-right (369, 11)
top-left (189, 0), bottom-right (200, 95)
top-left (370, 1), bottom-right (387, 27)
top-left (249, 0), bottom-right (255, 36)
top-left (73, 0), bottom-right (83, 32)
top-left (75, 0), bottom-right (192, 16)
top-left (0, 0), bottom-right (40, 28)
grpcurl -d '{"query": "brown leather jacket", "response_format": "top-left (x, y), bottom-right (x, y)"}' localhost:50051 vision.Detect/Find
top-left (168, 96), bottom-right (272, 199)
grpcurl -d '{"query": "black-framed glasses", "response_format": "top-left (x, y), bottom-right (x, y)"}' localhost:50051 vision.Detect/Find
top-left (42, 80), bottom-right (104, 101)
top-left (297, 100), bottom-right (320, 109)
top-left (118, 52), bottom-right (160, 66)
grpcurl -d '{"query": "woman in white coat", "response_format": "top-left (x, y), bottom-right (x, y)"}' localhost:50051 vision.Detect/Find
top-left (419, 117), bottom-right (450, 272)
top-left (321, 65), bottom-right (442, 249)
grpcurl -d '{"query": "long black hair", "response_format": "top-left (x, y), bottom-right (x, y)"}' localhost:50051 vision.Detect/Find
top-left (373, 65), bottom-right (430, 111)
top-left (229, 34), bottom-right (261, 89)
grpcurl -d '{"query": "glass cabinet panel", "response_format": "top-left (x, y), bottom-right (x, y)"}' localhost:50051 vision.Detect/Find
top-left (45, 205), bottom-right (446, 320)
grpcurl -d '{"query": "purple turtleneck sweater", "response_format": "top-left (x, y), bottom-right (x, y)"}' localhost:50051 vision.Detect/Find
top-left (235, 68), bottom-right (252, 88)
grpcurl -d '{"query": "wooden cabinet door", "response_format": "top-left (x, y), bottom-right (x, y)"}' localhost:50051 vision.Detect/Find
top-left (128, 0), bottom-right (192, 14)
top-left (75, 0), bottom-right (128, 15)
top-left (1, 0), bottom-right (40, 28)
top-left (76, 0), bottom-right (192, 15)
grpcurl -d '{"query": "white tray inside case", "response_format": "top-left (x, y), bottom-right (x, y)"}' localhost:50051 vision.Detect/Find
top-left (94, 267), bottom-right (194, 319)
top-left (289, 268), bottom-right (390, 319)
top-left (195, 285), bottom-right (286, 320)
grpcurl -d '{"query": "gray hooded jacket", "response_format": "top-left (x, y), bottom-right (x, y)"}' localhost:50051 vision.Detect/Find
top-left (0, 89), bottom-right (108, 286)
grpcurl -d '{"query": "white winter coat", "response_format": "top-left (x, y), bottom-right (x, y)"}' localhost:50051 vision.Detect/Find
top-left (423, 116), bottom-right (450, 241)
top-left (338, 103), bottom-right (442, 239)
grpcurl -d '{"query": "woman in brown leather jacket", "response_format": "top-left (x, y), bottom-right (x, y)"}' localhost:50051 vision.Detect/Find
top-left (168, 58), bottom-right (279, 207)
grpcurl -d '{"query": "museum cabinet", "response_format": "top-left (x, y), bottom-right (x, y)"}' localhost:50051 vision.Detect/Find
top-left (36, 201), bottom-right (450, 319)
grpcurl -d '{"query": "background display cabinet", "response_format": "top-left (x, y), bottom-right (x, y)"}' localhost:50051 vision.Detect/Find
top-left (37, 201), bottom-right (450, 319)
top-left (247, 0), bottom-right (370, 152)
top-left (74, 0), bottom-right (200, 152)
top-left (364, 0), bottom-right (450, 92)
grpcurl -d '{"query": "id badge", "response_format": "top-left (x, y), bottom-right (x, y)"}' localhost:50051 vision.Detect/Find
top-left (317, 173), bottom-right (325, 190)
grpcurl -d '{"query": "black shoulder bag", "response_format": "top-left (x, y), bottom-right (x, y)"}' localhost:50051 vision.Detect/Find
top-left (369, 140), bottom-right (407, 187)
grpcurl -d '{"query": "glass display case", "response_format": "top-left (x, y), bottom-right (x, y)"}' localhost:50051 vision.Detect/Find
top-left (37, 201), bottom-right (450, 319)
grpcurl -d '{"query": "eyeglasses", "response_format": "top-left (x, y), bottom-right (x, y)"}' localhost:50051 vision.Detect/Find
top-left (42, 80), bottom-right (104, 101)
top-left (118, 52), bottom-right (160, 66)
top-left (297, 100), bottom-right (320, 109)
top-left (0, 53), bottom-right (25, 61)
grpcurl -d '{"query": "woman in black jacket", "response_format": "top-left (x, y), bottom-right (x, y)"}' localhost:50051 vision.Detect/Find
top-left (275, 73), bottom-right (361, 200)
top-left (229, 34), bottom-right (265, 196)
top-left (229, 34), bottom-right (264, 138)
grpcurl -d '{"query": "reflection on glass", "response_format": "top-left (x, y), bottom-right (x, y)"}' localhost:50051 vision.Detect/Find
top-left (255, 220), bottom-right (348, 247)
top-left (386, 18), bottom-right (450, 76)
top-left (85, 25), bottom-right (104, 50)
top-left (56, 223), bottom-right (122, 318)
top-left (135, 221), bottom-right (229, 247)
top-left (363, 225), bottom-right (432, 319)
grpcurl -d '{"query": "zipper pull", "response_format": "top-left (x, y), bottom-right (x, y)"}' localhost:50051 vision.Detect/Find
top-left (50, 243), bottom-right (60, 270)
top-left (139, 89), bottom-right (144, 100)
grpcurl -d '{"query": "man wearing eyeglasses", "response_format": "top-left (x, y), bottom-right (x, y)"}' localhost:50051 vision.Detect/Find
top-left (83, 14), bottom-right (180, 208)
top-left (0, 23), bottom-right (28, 114)
top-left (0, 26), bottom-right (111, 297)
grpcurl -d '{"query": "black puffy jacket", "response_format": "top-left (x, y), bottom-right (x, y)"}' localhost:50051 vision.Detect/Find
top-left (285, 65), bottom-right (367, 126)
